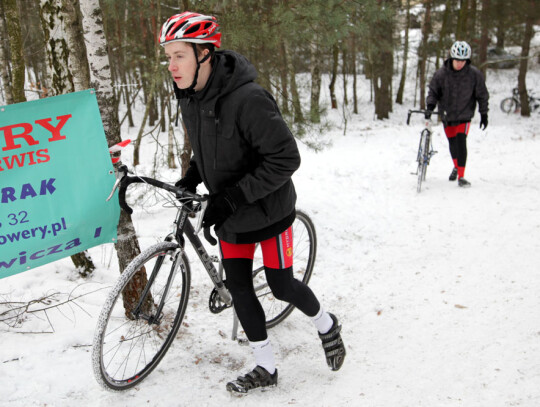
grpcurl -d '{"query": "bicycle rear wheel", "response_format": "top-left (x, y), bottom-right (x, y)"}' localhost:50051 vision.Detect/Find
top-left (252, 210), bottom-right (317, 329)
top-left (92, 242), bottom-right (190, 390)
top-left (500, 97), bottom-right (518, 114)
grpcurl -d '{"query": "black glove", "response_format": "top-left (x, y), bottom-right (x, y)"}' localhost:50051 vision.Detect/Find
top-left (480, 113), bottom-right (488, 130)
top-left (175, 161), bottom-right (202, 193)
top-left (425, 104), bottom-right (435, 120)
top-left (202, 185), bottom-right (247, 229)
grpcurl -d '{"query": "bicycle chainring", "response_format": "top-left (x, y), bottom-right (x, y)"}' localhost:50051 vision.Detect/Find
top-left (209, 288), bottom-right (231, 314)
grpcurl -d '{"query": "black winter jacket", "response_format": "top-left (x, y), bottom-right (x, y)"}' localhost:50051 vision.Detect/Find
top-left (427, 59), bottom-right (489, 125)
top-left (175, 50), bottom-right (300, 243)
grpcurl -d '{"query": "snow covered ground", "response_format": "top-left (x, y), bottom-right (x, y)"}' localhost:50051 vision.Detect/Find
top-left (2, 50), bottom-right (540, 406)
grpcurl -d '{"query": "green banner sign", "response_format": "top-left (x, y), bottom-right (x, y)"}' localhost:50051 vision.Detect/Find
top-left (0, 90), bottom-right (119, 279)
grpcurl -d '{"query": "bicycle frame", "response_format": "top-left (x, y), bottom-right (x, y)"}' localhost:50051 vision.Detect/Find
top-left (109, 166), bottom-right (243, 336)
top-left (174, 206), bottom-right (232, 308)
top-left (407, 109), bottom-right (441, 192)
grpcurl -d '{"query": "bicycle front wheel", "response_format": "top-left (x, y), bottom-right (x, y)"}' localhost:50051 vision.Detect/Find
top-left (252, 210), bottom-right (317, 329)
top-left (92, 242), bottom-right (190, 390)
top-left (417, 131), bottom-right (428, 193)
top-left (500, 97), bottom-right (518, 114)
top-left (422, 130), bottom-right (431, 181)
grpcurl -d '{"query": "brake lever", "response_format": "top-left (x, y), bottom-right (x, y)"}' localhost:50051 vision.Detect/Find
top-left (194, 200), bottom-right (208, 235)
top-left (106, 177), bottom-right (122, 202)
top-left (106, 165), bottom-right (129, 202)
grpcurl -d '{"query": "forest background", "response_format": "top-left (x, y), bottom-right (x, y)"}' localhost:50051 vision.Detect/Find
top-left (1, 0), bottom-right (538, 297)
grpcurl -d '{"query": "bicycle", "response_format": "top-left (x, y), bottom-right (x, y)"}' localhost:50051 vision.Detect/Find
top-left (91, 161), bottom-right (317, 391)
top-left (407, 109), bottom-right (442, 193)
top-left (500, 87), bottom-right (540, 114)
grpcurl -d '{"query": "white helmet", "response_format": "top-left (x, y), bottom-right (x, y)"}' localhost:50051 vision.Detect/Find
top-left (450, 41), bottom-right (471, 60)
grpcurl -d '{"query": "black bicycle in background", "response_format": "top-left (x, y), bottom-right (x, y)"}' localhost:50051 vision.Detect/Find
top-left (500, 87), bottom-right (540, 114)
top-left (407, 109), bottom-right (442, 193)
top-left (92, 161), bottom-right (317, 391)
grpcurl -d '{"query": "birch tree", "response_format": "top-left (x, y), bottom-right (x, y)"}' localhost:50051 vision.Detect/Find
top-left (517, 0), bottom-right (535, 117)
top-left (4, 0), bottom-right (26, 103)
top-left (61, 0), bottom-right (91, 91)
top-left (79, 0), bottom-right (145, 309)
top-left (39, 0), bottom-right (73, 95)
top-left (0, 2), bottom-right (14, 105)
top-left (418, 0), bottom-right (432, 109)
top-left (39, 0), bottom-right (96, 276)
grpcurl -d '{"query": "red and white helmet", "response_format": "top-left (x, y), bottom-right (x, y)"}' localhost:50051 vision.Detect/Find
top-left (159, 12), bottom-right (221, 48)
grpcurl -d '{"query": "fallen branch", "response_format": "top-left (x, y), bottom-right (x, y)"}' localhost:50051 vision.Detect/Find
top-left (0, 285), bottom-right (110, 332)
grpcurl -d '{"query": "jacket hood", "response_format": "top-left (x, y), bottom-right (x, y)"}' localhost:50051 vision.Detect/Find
top-left (173, 50), bottom-right (257, 100)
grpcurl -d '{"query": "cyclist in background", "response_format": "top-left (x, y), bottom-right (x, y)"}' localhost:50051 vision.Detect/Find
top-left (426, 41), bottom-right (489, 188)
top-left (159, 12), bottom-right (345, 394)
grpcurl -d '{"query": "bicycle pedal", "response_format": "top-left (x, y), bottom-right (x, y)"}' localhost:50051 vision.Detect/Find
top-left (236, 337), bottom-right (249, 346)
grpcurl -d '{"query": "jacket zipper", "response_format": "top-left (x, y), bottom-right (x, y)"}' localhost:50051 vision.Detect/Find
top-left (193, 98), bottom-right (209, 189)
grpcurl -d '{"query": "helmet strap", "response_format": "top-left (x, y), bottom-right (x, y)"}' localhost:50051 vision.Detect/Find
top-left (186, 43), bottom-right (213, 95)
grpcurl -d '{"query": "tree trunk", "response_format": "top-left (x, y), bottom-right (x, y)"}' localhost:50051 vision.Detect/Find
top-left (342, 47), bottom-right (348, 107)
top-left (329, 43), bottom-right (339, 110)
top-left (418, 0), bottom-right (432, 109)
top-left (19, 0), bottom-right (49, 97)
top-left (39, 0), bottom-right (96, 276)
top-left (79, 0), bottom-right (121, 145)
top-left (79, 0), bottom-right (146, 309)
top-left (167, 122), bottom-right (177, 169)
top-left (133, 96), bottom-right (152, 166)
top-left (179, 121), bottom-right (192, 177)
top-left (436, 0), bottom-right (452, 69)
top-left (0, 3), bottom-right (14, 104)
top-left (352, 32), bottom-right (358, 115)
top-left (4, 0), bottom-right (26, 103)
top-left (517, 0), bottom-right (534, 117)
top-left (282, 39), bottom-right (304, 123)
top-left (61, 0), bottom-right (91, 91)
top-left (478, 0), bottom-right (490, 77)
top-left (70, 252), bottom-right (95, 277)
top-left (469, 0), bottom-right (477, 41)
top-left (309, 35), bottom-right (321, 122)
top-left (494, 0), bottom-right (506, 49)
top-left (456, 0), bottom-right (469, 40)
top-left (373, 50), bottom-right (393, 119)
top-left (396, 0), bottom-right (410, 105)
top-left (39, 0), bottom-right (74, 96)
top-left (278, 41), bottom-right (290, 116)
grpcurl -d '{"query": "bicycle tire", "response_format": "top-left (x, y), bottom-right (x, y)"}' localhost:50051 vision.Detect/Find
top-left (500, 97), bottom-right (518, 114)
top-left (252, 210), bottom-right (317, 329)
top-left (417, 131), bottom-right (427, 193)
top-left (92, 242), bottom-right (190, 390)
top-left (422, 130), bottom-right (431, 181)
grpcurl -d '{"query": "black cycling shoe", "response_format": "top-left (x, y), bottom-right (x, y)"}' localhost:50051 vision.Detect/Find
top-left (449, 168), bottom-right (458, 181)
top-left (226, 366), bottom-right (278, 395)
top-left (319, 313), bottom-right (346, 371)
top-left (458, 178), bottom-right (471, 188)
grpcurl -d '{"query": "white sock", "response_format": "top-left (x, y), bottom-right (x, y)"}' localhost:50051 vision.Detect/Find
top-left (250, 338), bottom-right (276, 375)
top-left (311, 307), bottom-right (334, 334)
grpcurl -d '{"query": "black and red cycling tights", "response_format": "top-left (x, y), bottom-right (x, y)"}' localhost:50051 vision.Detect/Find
top-left (220, 226), bottom-right (320, 342)
top-left (444, 122), bottom-right (470, 179)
